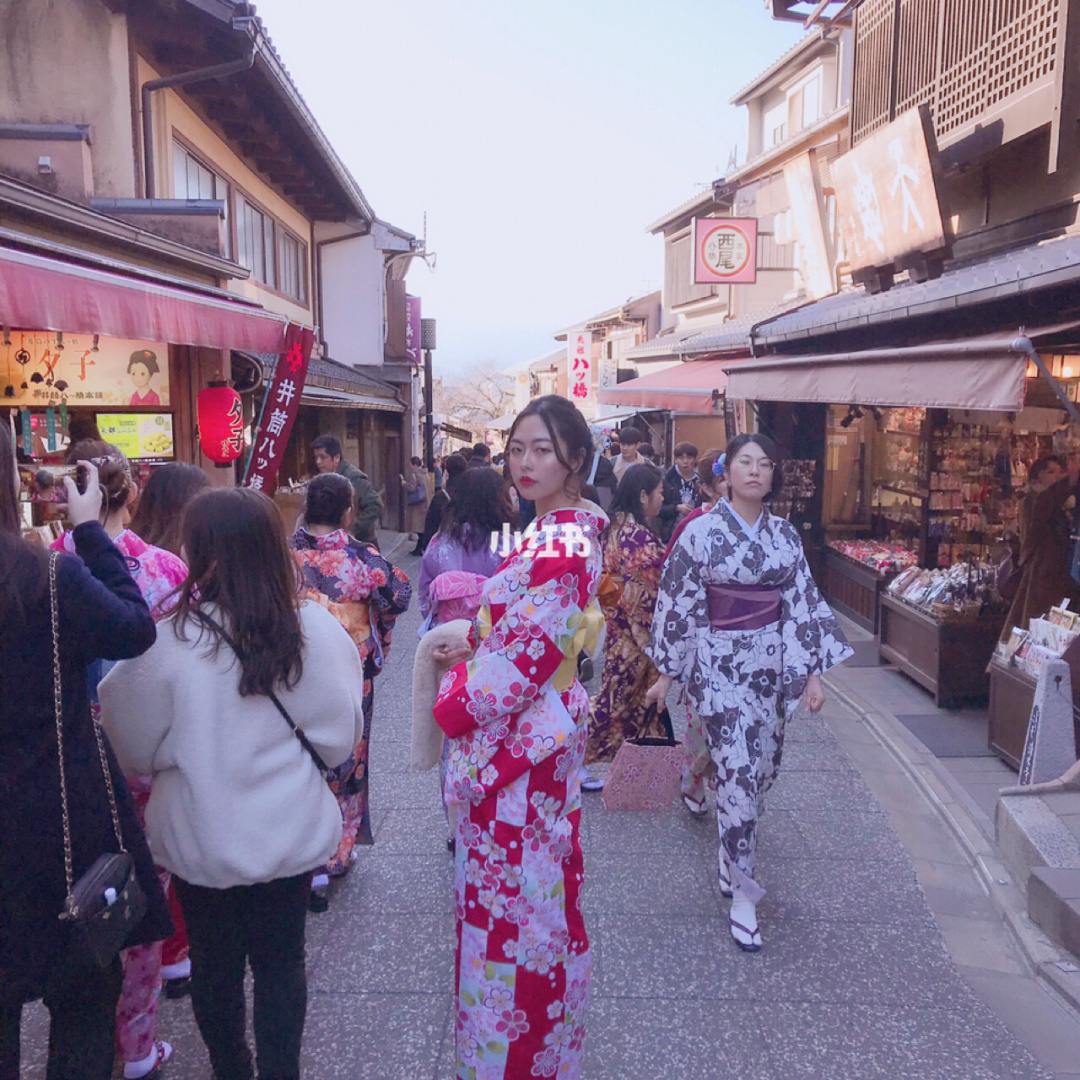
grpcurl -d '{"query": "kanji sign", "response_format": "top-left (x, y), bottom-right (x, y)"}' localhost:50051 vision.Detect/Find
top-left (567, 329), bottom-right (593, 412)
top-left (243, 323), bottom-right (314, 492)
top-left (692, 218), bottom-right (758, 285)
top-left (783, 150), bottom-right (837, 301)
top-left (405, 296), bottom-right (421, 364)
top-left (832, 106), bottom-right (949, 274)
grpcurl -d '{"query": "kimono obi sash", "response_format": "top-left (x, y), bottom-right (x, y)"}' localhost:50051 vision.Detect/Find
top-left (706, 582), bottom-right (781, 631)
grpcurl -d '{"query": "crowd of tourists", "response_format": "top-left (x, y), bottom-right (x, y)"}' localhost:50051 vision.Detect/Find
top-left (0, 398), bottom-right (851, 1080)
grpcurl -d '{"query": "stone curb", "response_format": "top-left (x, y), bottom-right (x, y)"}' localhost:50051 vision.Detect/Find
top-left (824, 674), bottom-right (1080, 1017)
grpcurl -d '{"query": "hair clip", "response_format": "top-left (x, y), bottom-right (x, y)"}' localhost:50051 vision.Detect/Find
top-left (712, 454), bottom-right (726, 477)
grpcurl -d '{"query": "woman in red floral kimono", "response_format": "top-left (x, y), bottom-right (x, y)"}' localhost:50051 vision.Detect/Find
top-left (432, 396), bottom-right (604, 1080)
top-left (291, 474), bottom-right (411, 878)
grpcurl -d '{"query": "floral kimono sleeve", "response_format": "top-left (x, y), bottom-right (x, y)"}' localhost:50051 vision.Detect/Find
top-left (620, 522), bottom-right (664, 652)
top-left (778, 520), bottom-right (853, 701)
top-left (433, 548), bottom-right (590, 739)
top-left (649, 523), bottom-right (708, 680)
top-left (357, 545), bottom-right (412, 663)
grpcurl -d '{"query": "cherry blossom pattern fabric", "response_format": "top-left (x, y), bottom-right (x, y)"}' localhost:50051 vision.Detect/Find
top-left (291, 527), bottom-right (411, 858)
top-left (648, 499), bottom-right (852, 901)
top-left (432, 505), bottom-right (606, 1080)
top-left (54, 529), bottom-right (187, 621)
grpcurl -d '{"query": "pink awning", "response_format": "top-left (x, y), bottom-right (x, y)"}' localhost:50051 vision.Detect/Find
top-left (0, 246), bottom-right (288, 353)
top-left (596, 358), bottom-right (739, 413)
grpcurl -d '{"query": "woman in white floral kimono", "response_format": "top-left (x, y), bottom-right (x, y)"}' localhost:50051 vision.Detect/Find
top-left (646, 433), bottom-right (852, 952)
top-left (432, 396), bottom-right (605, 1080)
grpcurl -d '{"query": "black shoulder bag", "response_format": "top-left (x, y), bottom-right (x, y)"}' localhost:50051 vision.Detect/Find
top-left (49, 551), bottom-right (148, 968)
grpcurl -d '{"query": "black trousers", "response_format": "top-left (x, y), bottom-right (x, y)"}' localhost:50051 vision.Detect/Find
top-left (0, 955), bottom-right (123, 1080)
top-left (174, 873), bottom-right (310, 1080)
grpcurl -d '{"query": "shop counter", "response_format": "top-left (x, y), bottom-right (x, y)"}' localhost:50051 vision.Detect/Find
top-left (822, 548), bottom-right (897, 634)
top-left (878, 594), bottom-right (1003, 708)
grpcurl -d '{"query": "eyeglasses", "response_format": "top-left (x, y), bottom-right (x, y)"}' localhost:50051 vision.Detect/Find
top-left (733, 456), bottom-right (774, 470)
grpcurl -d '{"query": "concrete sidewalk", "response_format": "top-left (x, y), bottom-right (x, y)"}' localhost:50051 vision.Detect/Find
top-left (16, 554), bottom-right (1080, 1078)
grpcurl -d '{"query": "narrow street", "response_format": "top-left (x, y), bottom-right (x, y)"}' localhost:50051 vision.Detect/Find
top-left (16, 546), bottom-right (1078, 1080)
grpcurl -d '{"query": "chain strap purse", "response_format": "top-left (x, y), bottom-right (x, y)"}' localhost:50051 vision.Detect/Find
top-left (48, 551), bottom-right (147, 968)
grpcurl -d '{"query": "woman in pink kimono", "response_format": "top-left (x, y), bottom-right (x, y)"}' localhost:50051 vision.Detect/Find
top-left (432, 396), bottom-right (604, 1080)
top-left (52, 441), bottom-right (187, 1080)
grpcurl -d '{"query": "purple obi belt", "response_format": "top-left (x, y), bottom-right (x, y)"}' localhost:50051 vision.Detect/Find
top-left (706, 583), bottom-right (782, 631)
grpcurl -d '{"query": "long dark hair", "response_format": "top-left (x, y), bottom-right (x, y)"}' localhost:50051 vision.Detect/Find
top-left (506, 395), bottom-right (591, 499)
top-left (609, 463), bottom-right (663, 532)
top-left (725, 433), bottom-right (784, 498)
top-left (129, 462), bottom-right (210, 555)
top-left (439, 466), bottom-right (511, 551)
top-left (171, 488), bottom-right (304, 697)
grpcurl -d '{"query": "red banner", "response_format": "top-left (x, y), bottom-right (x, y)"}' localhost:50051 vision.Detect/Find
top-left (244, 323), bottom-right (314, 492)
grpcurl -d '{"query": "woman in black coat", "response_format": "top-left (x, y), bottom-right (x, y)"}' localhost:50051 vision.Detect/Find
top-left (0, 428), bottom-right (171, 1080)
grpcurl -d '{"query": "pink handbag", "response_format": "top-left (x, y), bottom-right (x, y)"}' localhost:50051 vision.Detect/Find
top-left (601, 706), bottom-right (684, 812)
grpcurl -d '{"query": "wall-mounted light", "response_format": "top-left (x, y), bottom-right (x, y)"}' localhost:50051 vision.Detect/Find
top-left (1, 328), bottom-right (9, 348)
top-left (91, 334), bottom-right (100, 352)
top-left (54, 331), bottom-right (64, 351)
top-left (37, 156), bottom-right (52, 174)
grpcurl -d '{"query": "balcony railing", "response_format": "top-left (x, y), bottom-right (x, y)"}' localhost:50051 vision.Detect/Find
top-left (852, 0), bottom-right (1065, 152)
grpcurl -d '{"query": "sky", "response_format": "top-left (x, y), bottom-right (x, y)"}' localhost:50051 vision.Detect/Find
top-left (249, 0), bottom-right (804, 377)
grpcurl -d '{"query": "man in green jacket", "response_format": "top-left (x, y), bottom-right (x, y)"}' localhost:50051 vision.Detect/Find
top-left (311, 434), bottom-right (383, 545)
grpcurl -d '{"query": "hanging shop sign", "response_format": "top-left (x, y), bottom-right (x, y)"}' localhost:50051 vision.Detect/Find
top-left (244, 323), bottom-right (315, 492)
top-left (692, 218), bottom-right (758, 285)
top-left (197, 385), bottom-right (245, 465)
top-left (783, 150), bottom-right (837, 300)
top-left (405, 296), bottom-right (422, 364)
top-left (0, 331), bottom-right (169, 407)
top-left (567, 329), bottom-right (593, 409)
top-left (832, 105), bottom-right (950, 274)
top-left (96, 413), bottom-right (175, 460)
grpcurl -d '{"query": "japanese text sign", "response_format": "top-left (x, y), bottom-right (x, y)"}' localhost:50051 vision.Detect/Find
top-left (244, 323), bottom-right (314, 492)
top-left (783, 150), bottom-right (837, 301)
top-left (97, 413), bottom-right (175, 459)
top-left (832, 106), bottom-right (949, 274)
top-left (1, 331), bottom-right (169, 407)
top-left (405, 296), bottom-right (421, 364)
top-left (567, 330), bottom-right (592, 410)
top-left (692, 218), bottom-right (758, 285)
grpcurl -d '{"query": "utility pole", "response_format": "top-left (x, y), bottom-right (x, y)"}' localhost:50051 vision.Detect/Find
top-left (421, 318), bottom-right (436, 468)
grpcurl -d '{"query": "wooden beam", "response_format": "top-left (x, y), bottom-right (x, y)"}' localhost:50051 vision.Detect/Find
top-left (803, 0), bottom-right (833, 27)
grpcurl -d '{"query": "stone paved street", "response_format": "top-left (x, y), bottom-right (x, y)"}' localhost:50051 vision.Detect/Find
top-left (16, 548), bottom-right (1080, 1078)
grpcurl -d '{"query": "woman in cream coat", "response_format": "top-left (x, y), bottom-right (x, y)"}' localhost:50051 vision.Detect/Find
top-left (101, 487), bottom-right (364, 1080)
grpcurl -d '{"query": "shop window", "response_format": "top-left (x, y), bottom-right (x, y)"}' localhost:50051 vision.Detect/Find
top-left (173, 142), bottom-right (230, 257)
top-left (236, 194), bottom-right (276, 290)
top-left (278, 230), bottom-right (308, 304)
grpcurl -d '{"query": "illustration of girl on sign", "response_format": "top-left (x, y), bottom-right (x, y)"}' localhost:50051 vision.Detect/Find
top-left (128, 350), bottom-right (161, 407)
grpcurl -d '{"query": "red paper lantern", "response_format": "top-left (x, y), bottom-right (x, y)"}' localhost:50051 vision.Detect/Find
top-left (197, 385), bottom-right (244, 465)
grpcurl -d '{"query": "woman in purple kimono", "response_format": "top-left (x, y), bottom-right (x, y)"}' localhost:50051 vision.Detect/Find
top-left (647, 434), bottom-right (852, 952)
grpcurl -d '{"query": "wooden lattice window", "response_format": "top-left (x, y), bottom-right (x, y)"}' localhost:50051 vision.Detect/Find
top-left (853, 0), bottom-right (1063, 147)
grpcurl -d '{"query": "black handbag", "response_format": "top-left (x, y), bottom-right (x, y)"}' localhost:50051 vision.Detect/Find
top-left (48, 552), bottom-right (147, 968)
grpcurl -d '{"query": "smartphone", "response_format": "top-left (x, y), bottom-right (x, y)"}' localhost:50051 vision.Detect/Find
top-left (28, 464), bottom-right (87, 503)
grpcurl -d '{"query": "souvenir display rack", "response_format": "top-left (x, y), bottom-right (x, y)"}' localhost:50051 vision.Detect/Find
top-left (989, 604), bottom-right (1080, 767)
top-left (878, 562), bottom-right (1007, 707)
top-left (821, 540), bottom-right (915, 633)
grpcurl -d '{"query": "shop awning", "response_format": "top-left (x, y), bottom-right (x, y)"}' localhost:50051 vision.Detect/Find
top-left (720, 334), bottom-right (1080, 410)
top-left (597, 358), bottom-right (735, 413)
top-left (300, 386), bottom-right (404, 412)
top-left (0, 245), bottom-right (288, 353)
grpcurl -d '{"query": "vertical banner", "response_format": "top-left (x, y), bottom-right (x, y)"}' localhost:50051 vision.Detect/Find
top-left (567, 329), bottom-right (592, 411)
top-left (405, 296), bottom-right (422, 364)
top-left (244, 323), bottom-right (315, 493)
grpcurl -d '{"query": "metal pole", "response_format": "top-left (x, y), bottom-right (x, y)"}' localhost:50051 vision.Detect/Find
top-left (1012, 336), bottom-right (1080, 428)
